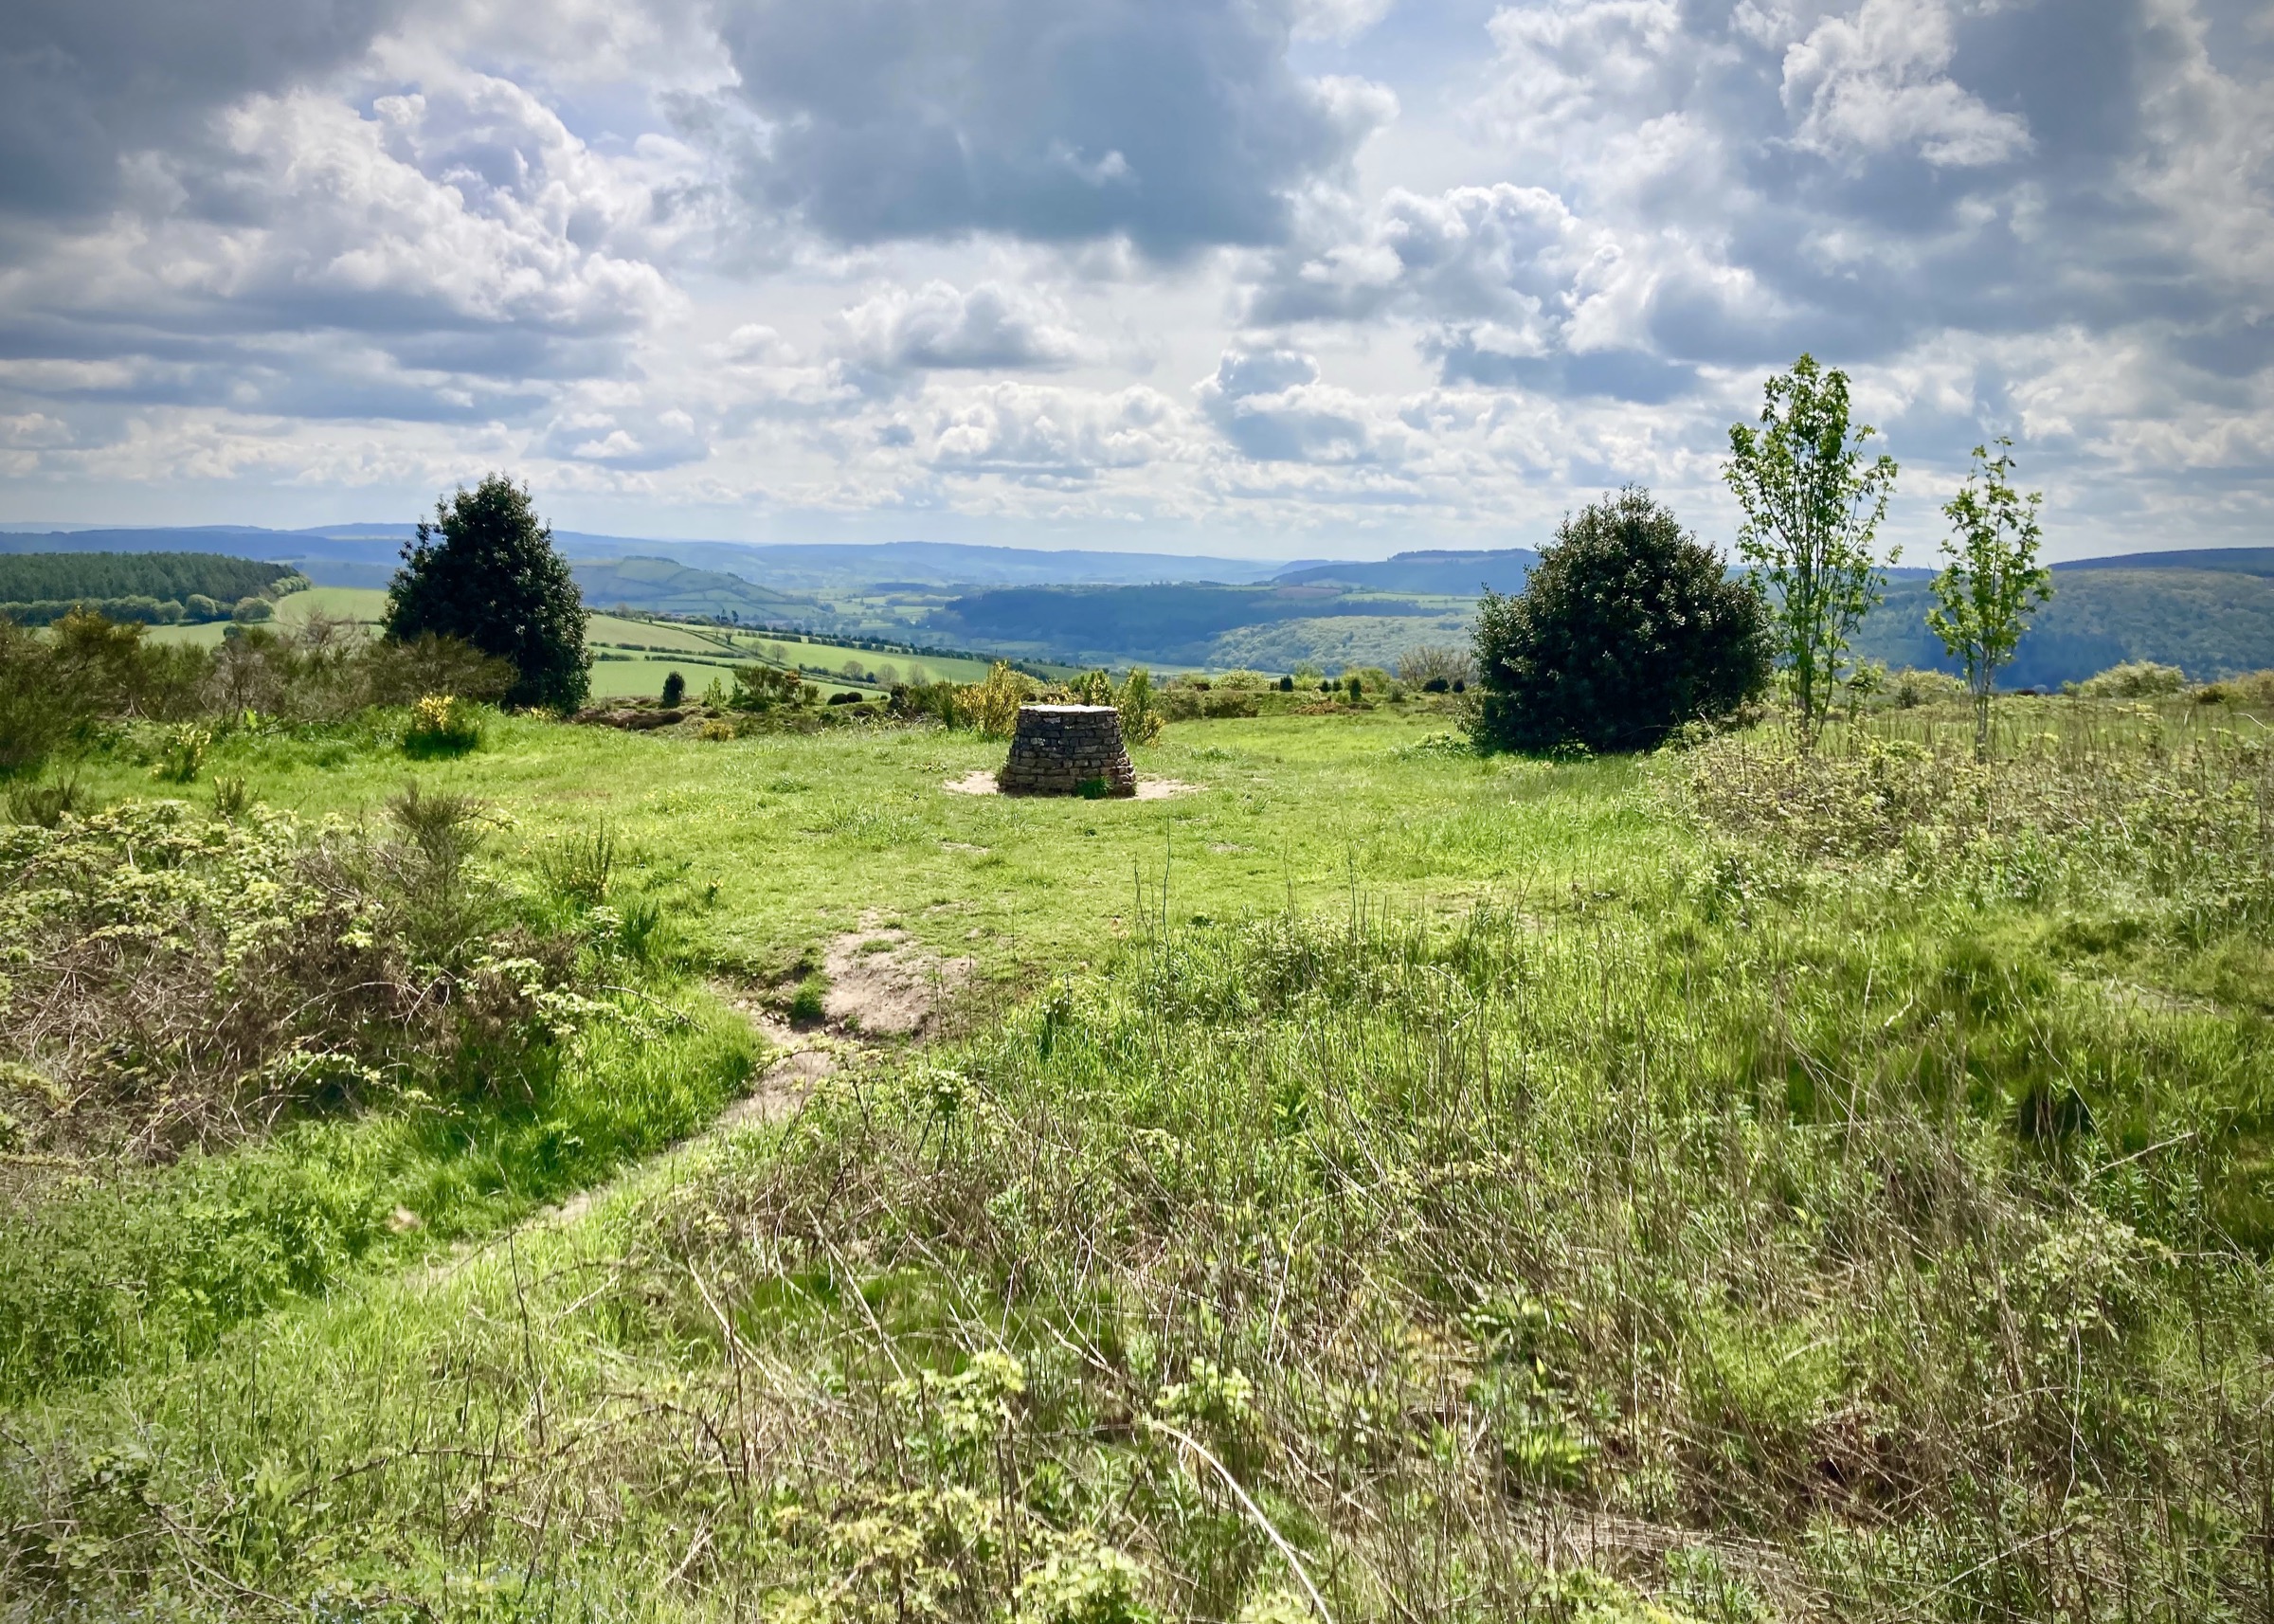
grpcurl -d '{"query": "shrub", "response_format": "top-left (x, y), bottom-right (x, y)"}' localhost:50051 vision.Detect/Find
top-left (2072, 660), bottom-right (2187, 699)
top-left (151, 724), bottom-right (211, 784)
top-left (7, 776), bottom-right (83, 828)
top-left (732, 664), bottom-right (810, 711)
top-left (1398, 643), bottom-right (1475, 689)
top-left (538, 824), bottom-right (617, 909)
top-left (1069, 669), bottom-right (1115, 705)
top-left (0, 620), bottom-right (79, 778)
top-left (1891, 667), bottom-right (1968, 708)
top-left (2196, 670), bottom-right (2274, 708)
top-left (402, 694), bottom-right (484, 758)
top-left (1471, 486), bottom-right (1771, 755)
top-left (231, 595), bottom-right (273, 623)
top-left (0, 793), bottom-right (568, 1176)
top-left (660, 670), bottom-right (687, 708)
top-left (1116, 668), bottom-right (1164, 744)
top-left (961, 661), bottom-right (1038, 738)
top-left (383, 474), bottom-right (590, 711)
top-left (1276, 675), bottom-right (1293, 692)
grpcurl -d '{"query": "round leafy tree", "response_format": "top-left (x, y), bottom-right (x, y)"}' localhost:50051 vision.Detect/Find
top-left (384, 476), bottom-right (589, 711)
top-left (1470, 486), bottom-right (1770, 754)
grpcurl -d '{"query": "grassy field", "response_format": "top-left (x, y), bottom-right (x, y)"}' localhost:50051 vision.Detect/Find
top-left (6, 695), bottom-right (2274, 1619)
top-left (143, 586), bottom-right (390, 647)
top-left (718, 632), bottom-right (998, 687)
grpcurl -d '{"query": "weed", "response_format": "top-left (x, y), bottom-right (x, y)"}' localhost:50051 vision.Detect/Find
top-left (209, 773), bottom-right (249, 819)
top-left (538, 823), bottom-right (617, 908)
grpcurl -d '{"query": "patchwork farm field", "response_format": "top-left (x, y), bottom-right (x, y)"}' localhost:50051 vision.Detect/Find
top-left (6, 696), bottom-right (2274, 1620)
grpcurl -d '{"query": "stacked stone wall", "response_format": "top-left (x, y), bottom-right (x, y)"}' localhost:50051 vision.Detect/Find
top-left (997, 705), bottom-right (1137, 796)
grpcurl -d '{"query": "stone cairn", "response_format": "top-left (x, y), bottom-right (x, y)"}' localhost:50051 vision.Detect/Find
top-left (997, 704), bottom-right (1137, 797)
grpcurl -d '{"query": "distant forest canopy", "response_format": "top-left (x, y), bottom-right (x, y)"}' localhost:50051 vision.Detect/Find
top-left (0, 552), bottom-right (306, 624)
top-left (568, 556), bottom-right (814, 622)
top-left (1855, 567), bottom-right (2274, 687)
top-left (928, 583), bottom-right (1444, 664)
top-left (1270, 548), bottom-right (1540, 595)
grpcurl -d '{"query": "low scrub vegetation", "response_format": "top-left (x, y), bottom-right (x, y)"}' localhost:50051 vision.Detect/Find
top-left (0, 610), bottom-right (511, 783)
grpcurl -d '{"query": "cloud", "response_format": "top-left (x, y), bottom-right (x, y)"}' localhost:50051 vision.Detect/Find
top-left (924, 383), bottom-right (1185, 483)
top-left (1778, 0), bottom-right (2032, 167)
top-left (1197, 347), bottom-right (1410, 463)
top-left (0, 0), bottom-right (407, 232)
top-left (831, 280), bottom-right (1094, 378)
top-left (0, 73), bottom-right (690, 431)
top-left (537, 403), bottom-right (709, 469)
top-left (697, 0), bottom-right (1394, 255)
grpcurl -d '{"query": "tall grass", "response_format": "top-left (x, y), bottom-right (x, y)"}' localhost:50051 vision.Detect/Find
top-left (9, 798), bottom-right (2270, 1615)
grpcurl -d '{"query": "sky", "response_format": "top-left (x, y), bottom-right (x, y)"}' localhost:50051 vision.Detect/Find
top-left (0, 0), bottom-right (2268, 562)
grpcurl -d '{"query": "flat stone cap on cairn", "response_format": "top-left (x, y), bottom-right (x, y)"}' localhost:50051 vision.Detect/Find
top-left (997, 704), bottom-right (1138, 797)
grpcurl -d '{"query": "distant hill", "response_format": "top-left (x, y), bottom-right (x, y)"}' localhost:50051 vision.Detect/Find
top-left (927, 583), bottom-right (1441, 666)
top-left (569, 556), bottom-right (813, 621)
top-left (2050, 548), bottom-right (2274, 576)
top-left (10, 524), bottom-right (2271, 680)
top-left (1855, 568), bottom-right (2274, 686)
top-left (1272, 549), bottom-right (1539, 595)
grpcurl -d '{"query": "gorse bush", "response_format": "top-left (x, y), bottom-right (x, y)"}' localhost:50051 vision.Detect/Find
top-left (1472, 487), bottom-right (1771, 754)
top-left (0, 790), bottom-right (584, 1182)
top-left (964, 660), bottom-right (1039, 738)
top-left (1116, 667), bottom-right (1164, 743)
top-left (401, 692), bottom-right (484, 758)
top-left (661, 669), bottom-right (687, 708)
top-left (2071, 659), bottom-right (2188, 698)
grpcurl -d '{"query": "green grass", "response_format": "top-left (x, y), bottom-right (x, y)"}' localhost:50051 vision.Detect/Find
top-left (8, 696), bottom-right (2274, 1618)
top-left (46, 699), bottom-right (1536, 984)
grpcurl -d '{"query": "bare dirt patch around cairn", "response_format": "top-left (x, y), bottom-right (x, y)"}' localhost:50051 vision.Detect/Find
top-left (822, 925), bottom-right (975, 1038)
top-left (944, 770), bottom-right (1198, 800)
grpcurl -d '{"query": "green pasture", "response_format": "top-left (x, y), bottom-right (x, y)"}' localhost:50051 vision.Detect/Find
top-left (49, 702), bottom-right (1525, 980)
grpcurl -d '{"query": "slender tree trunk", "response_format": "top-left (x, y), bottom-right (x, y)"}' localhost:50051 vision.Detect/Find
top-left (1974, 681), bottom-right (1991, 763)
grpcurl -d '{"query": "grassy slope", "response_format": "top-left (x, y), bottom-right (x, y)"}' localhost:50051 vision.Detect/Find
top-left (9, 702), bottom-right (2274, 1619)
